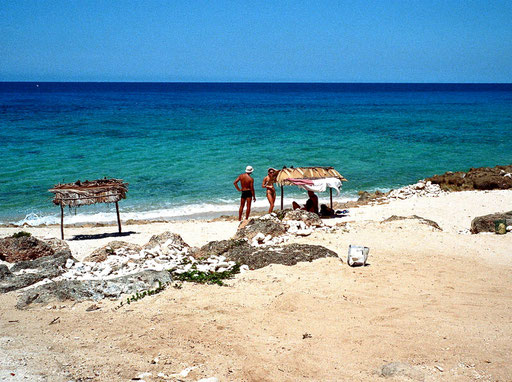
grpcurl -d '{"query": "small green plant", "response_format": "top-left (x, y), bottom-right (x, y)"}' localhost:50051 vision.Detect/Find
top-left (11, 231), bottom-right (31, 238)
top-left (171, 263), bottom-right (241, 286)
top-left (115, 281), bottom-right (167, 309)
top-left (172, 282), bottom-right (183, 289)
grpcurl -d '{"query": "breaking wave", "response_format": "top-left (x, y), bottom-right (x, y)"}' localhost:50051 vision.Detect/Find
top-left (6, 194), bottom-right (357, 227)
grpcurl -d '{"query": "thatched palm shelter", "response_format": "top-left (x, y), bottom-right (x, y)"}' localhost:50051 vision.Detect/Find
top-left (49, 178), bottom-right (128, 239)
top-left (275, 166), bottom-right (348, 210)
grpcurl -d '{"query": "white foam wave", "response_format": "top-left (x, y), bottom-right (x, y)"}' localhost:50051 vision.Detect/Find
top-left (6, 194), bottom-right (357, 226)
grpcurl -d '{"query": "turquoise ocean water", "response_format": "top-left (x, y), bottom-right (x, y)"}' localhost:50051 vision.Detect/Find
top-left (1, 82), bottom-right (511, 225)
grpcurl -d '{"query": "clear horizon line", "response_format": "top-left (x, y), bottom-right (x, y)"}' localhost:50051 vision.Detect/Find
top-left (1, 80), bottom-right (512, 85)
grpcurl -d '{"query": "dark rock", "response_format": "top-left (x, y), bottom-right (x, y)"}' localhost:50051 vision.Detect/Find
top-left (357, 190), bottom-right (385, 202)
top-left (426, 165), bottom-right (512, 191)
top-left (191, 239), bottom-right (247, 259)
top-left (226, 243), bottom-right (339, 269)
top-left (0, 264), bottom-right (12, 280)
top-left (0, 250), bottom-right (75, 294)
top-left (0, 236), bottom-right (54, 263)
top-left (143, 231), bottom-right (189, 250)
top-left (234, 218), bottom-right (287, 241)
top-left (471, 211), bottom-right (512, 234)
top-left (84, 241), bottom-right (142, 262)
top-left (195, 240), bottom-right (339, 269)
top-left (381, 215), bottom-right (442, 231)
top-left (16, 270), bottom-right (172, 309)
top-left (380, 362), bottom-right (424, 381)
top-left (282, 210), bottom-right (323, 227)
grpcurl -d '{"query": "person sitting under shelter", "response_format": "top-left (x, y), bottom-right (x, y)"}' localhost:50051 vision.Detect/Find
top-left (292, 190), bottom-right (319, 215)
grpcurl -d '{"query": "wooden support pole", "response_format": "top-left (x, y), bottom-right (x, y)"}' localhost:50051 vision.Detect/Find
top-left (115, 201), bottom-right (122, 233)
top-left (280, 185), bottom-right (284, 210)
top-left (60, 204), bottom-right (64, 240)
top-left (330, 188), bottom-right (333, 209)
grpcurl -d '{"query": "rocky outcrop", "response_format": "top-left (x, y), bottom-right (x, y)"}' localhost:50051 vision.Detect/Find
top-left (225, 243), bottom-right (339, 269)
top-left (282, 210), bottom-right (323, 227)
top-left (195, 240), bottom-right (338, 270)
top-left (143, 231), bottom-right (190, 251)
top-left (470, 211), bottom-right (512, 234)
top-left (0, 250), bottom-right (75, 293)
top-left (233, 212), bottom-right (328, 246)
top-left (386, 181), bottom-right (445, 200)
top-left (234, 217), bottom-right (287, 241)
top-left (381, 215), bottom-right (442, 231)
top-left (0, 264), bottom-right (11, 279)
top-left (0, 235), bottom-right (56, 263)
top-left (191, 239), bottom-right (247, 259)
top-left (426, 165), bottom-right (512, 191)
top-left (357, 190), bottom-right (386, 202)
top-left (16, 270), bottom-right (172, 309)
top-left (83, 241), bottom-right (142, 262)
top-left (12, 231), bottom-right (242, 308)
top-left (62, 231), bottom-right (230, 281)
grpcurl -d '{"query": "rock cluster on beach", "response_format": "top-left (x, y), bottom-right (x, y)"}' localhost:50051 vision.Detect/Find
top-left (234, 210), bottom-right (332, 246)
top-left (0, 249), bottom-right (74, 294)
top-left (192, 211), bottom-right (339, 269)
top-left (425, 164), bottom-right (512, 191)
top-left (194, 239), bottom-right (338, 270)
top-left (386, 180), bottom-right (446, 200)
top-left (3, 210), bottom-right (341, 307)
top-left (0, 234), bottom-right (68, 263)
top-left (16, 270), bottom-right (172, 309)
top-left (470, 211), bottom-right (512, 234)
top-left (352, 165), bottom-right (512, 207)
top-left (15, 232), bottom-right (245, 307)
top-left (0, 235), bottom-right (74, 293)
top-left (355, 181), bottom-right (446, 205)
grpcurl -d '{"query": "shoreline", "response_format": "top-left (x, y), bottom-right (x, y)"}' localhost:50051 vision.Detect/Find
top-left (0, 197), bottom-right (359, 228)
top-left (1, 188), bottom-right (510, 261)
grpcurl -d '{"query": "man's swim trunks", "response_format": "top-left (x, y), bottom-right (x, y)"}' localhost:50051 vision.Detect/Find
top-left (241, 190), bottom-right (253, 199)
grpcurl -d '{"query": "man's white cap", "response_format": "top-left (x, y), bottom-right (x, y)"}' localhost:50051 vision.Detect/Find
top-left (245, 165), bottom-right (254, 174)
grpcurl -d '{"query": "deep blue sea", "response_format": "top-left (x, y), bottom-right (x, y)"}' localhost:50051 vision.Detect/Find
top-left (1, 82), bottom-right (511, 225)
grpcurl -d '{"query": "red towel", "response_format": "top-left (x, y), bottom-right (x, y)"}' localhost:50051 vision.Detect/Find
top-left (287, 178), bottom-right (314, 186)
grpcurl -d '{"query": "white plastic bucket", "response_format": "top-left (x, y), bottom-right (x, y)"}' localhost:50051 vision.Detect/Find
top-left (347, 245), bottom-right (369, 267)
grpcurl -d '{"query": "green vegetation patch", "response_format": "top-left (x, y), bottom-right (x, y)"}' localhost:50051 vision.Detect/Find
top-left (172, 263), bottom-right (241, 286)
top-left (11, 231), bottom-right (32, 238)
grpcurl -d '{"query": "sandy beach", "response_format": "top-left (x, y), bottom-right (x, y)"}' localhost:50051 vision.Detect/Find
top-left (1, 189), bottom-right (511, 381)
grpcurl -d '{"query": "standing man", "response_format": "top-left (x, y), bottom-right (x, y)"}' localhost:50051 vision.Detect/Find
top-left (234, 165), bottom-right (256, 221)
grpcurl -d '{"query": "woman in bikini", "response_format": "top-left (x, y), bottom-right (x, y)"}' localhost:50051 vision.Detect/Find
top-left (262, 168), bottom-right (278, 213)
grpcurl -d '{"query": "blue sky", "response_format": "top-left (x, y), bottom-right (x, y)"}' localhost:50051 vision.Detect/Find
top-left (1, 1), bottom-right (511, 82)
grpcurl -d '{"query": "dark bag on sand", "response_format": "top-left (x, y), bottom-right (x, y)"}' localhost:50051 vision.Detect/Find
top-left (320, 204), bottom-right (335, 217)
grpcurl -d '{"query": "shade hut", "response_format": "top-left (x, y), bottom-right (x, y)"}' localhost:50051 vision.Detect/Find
top-left (49, 178), bottom-right (128, 239)
top-left (275, 166), bottom-right (347, 210)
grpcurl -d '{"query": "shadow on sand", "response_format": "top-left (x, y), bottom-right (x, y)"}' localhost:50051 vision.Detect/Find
top-left (69, 231), bottom-right (137, 241)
